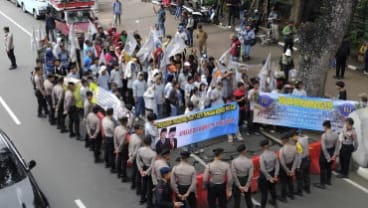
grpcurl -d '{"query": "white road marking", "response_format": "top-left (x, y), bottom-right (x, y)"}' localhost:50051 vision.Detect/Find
top-left (0, 9), bottom-right (31, 36)
top-left (332, 171), bottom-right (368, 194)
top-left (0, 96), bottom-right (21, 125)
top-left (74, 199), bottom-right (87, 208)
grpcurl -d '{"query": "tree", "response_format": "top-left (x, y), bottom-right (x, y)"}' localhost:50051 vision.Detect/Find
top-left (298, 0), bottom-right (355, 97)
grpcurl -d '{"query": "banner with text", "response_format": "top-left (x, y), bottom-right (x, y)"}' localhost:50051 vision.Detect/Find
top-left (155, 103), bottom-right (239, 147)
top-left (254, 93), bottom-right (357, 131)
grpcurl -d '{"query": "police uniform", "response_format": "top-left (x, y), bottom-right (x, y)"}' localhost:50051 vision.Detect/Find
top-left (318, 130), bottom-right (338, 188)
top-left (64, 82), bottom-right (80, 139)
top-left (279, 133), bottom-right (297, 201)
top-left (337, 124), bottom-right (358, 178)
top-left (34, 73), bottom-right (48, 117)
top-left (155, 167), bottom-right (174, 208)
top-left (85, 109), bottom-right (101, 162)
top-left (44, 76), bottom-right (55, 125)
top-left (171, 151), bottom-right (196, 208)
top-left (113, 119), bottom-right (129, 181)
top-left (136, 143), bottom-right (157, 207)
top-left (259, 140), bottom-right (279, 208)
top-left (203, 148), bottom-right (232, 208)
top-left (51, 79), bottom-right (66, 132)
top-left (102, 114), bottom-right (116, 171)
top-left (231, 144), bottom-right (254, 208)
top-left (295, 134), bottom-right (311, 194)
top-left (152, 149), bottom-right (170, 187)
top-left (129, 132), bottom-right (143, 193)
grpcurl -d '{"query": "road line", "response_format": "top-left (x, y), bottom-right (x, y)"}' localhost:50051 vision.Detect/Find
top-left (332, 171), bottom-right (368, 194)
top-left (74, 199), bottom-right (87, 208)
top-left (0, 96), bottom-right (21, 125)
top-left (0, 9), bottom-right (31, 36)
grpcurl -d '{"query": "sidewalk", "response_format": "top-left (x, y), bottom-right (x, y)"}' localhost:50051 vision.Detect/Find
top-left (95, 0), bottom-right (368, 100)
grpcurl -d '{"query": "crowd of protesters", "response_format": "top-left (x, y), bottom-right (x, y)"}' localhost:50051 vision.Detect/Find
top-left (25, 1), bottom-right (368, 208)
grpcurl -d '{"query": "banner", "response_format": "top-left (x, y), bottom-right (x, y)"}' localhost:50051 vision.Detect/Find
top-left (154, 103), bottom-right (239, 148)
top-left (253, 93), bottom-right (357, 131)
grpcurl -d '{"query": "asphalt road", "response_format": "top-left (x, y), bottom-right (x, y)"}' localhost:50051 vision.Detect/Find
top-left (0, 1), bottom-right (367, 208)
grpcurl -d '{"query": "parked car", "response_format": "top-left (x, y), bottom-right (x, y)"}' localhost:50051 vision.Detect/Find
top-left (0, 130), bottom-right (50, 208)
top-left (16, 0), bottom-right (48, 19)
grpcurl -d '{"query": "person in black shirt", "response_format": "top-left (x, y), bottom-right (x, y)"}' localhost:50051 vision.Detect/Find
top-left (335, 37), bottom-right (350, 79)
top-left (336, 81), bottom-right (347, 100)
top-left (226, 0), bottom-right (240, 28)
top-left (155, 167), bottom-right (183, 208)
top-left (156, 128), bottom-right (171, 154)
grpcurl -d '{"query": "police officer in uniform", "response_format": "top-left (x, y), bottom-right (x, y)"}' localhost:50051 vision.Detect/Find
top-left (231, 144), bottom-right (254, 208)
top-left (102, 108), bottom-right (116, 172)
top-left (52, 77), bottom-right (66, 133)
top-left (114, 116), bottom-right (129, 182)
top-left (279, 132), bottom-right (297, 202)
top-left (203, 148), bottom-right (232, 208)
top-left (314, 120), bottom-right (339, 189)
top-left (85, 106), bottom-right (101, 163)
top-left (152, 149), bottom-right (170, 187)
top-left (136, 136), bottom-right (157, 208)
top-left (44, 74), bottom-right (55, 125)
top-left (291, 130), bottom-right (311, 195)
top-left (336, 117), bottom-right (358, 178)
top-left (155, 167), bottom-right (183, 208)
top-left (34, 67), bottom-right (48, 117)
top-left (64, 82), bottom-right (81, 139)
top-left (259, 140), bottom-right (279, 208)
top-left (171, 151), bottom-right (196, 208)
top-left (129, 124), bottom-right (144, 193)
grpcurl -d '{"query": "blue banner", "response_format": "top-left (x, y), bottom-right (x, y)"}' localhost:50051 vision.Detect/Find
top-left (254, 93), bottom-right (357, 131)
top-left (155, 103), bottom-right (239, 148)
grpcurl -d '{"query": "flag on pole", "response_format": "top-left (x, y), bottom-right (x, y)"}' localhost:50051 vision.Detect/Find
top-left (86, 20), bottom-right (97, 41)
top-left (69, 24), bottom-right (80, 63)
top-left (136, 30), bottom-right (155, 63)
top-left (258, 53), bottom-right (276, 92)
top-left (160, 35), bottom-right (186, 70)
top-left (123, 32), bottom-right (138, 56)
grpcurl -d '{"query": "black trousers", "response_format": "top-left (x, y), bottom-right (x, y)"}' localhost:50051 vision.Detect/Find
top-left (296, 157), bottom-right (311, 192)
top-left (283, 36), bottom-right (293, 52)
top-left (336, 58), bottom-right (347, 78)
top-left (339, 144), bottom-right (354, 176)
top-left (7, 49), bottom-right (17, 67)
top-left (104, 137), bottom-right (115, 170)
top-left (319, 147), bottom-right (334, 185)
top-left (68, 106), bottom-right (80, 137)
top-left (116, 145), bottom-right (129, 179)
top-left (280, 163), bottom-right (294, 199)
top-left (177, 184), bottom-right (196, 208)
top-left (35, 90), bottom-right (48, 116)
top-left (56, 102), bottom-right (66, 131)
top-left (207, 183), bottom-right (226, 208)
top-left (233, 176), bottom-right (253, 208)
top-left (228, 8), bottom-right (237, 26)
top-left (247, 110), bottom-right (258, 134)
top-left (131, 159), bottom-right (141, 193)
top-left (258, 171), bottom-right (277, 208)
top-left (90, 134), bottom-right (102, 161)
top-left (141, 168), bottom-right (153, 206)
top-left (45, 95), bottom-right (55, 124)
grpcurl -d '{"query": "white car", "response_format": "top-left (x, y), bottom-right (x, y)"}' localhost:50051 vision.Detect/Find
top-left (16, 0), bottom-right (48, 19)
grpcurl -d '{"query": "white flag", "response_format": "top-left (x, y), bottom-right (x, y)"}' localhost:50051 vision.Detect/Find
top-left (136, 30), bottom-right (155, 62)
top-left (123, 32), bottom-right (138, 56)
top-left (258, 53), bottom-right (276, 92)
top-left (160, 35), bottom-right (186, 70)
top-left (86, 20), bottom-right (97, 41)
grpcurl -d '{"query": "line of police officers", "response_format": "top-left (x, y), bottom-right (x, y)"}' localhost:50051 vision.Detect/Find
top-left (32, 65), bottom-right (358, 208)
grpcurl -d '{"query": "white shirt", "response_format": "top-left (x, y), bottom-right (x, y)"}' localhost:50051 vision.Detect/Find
top-left (292, 88), bottom-right (307, 97)
top-left (110, 69), bottom-right (123, 88)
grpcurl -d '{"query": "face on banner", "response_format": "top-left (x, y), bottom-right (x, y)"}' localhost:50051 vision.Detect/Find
top-left (155, 103), bottom-right (239, 148)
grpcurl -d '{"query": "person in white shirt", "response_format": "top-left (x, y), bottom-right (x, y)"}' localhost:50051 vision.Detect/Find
top-left (154, 75), bottom-right (165, 118)
top-left (190, 87), bottom-right (201, 111)
top-left (184, 76), bottom-right (195, 105)
top-left (198, 83), bottom-right (208, 110)
top-left (247, 80), bottom-right (260, 135)
top-left (144, 85), bottom-right (157, 116)
top-left (153, 24), bottom-right (163, 45)
top-left (102, 108), bottom-right (116, 171)
top-left (67, 65), bottom-right (80, 79)
top-left (110, 64), bottom-right (123, 92)
top-left (210, 82), bottom-right (224, 106)
top-left (292, 81), bottom-right (307, 97)
top-left (97, 66), bottom-right (110, 90)
top-left (145, 113), bottom-right (159, 150)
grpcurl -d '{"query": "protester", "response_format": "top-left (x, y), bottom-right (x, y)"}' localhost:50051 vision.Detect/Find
top-left (112, 0), bottom-right (122, 26)
top-left (281, 21), bottom-right (297, 52)
top-left (279, 49), bottom-right (294, 82)
top-left (335, 37), bottom-right (350, 79)
top-left (335, 81), bottom-right (347, 100)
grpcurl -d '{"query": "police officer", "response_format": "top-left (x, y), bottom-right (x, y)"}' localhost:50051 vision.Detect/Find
top-left (279, 132), bottom-right (297, 202)
top-left (314, 120), bottom-right (339, 189)
top-left (84, 91), bottom-right (94, 148)
top-left (102, 108), bottom-right (116, 172)
top-left (203, 148), bottom-right (232, 208)
top-left (259, 140), bottom-right (279, 208)
top-left (336, 117), bottom-right (358, 178)
top-left (114, 116), bottom-right (129, 182)
top-left (34, 67), bottom-right (48, 117)
top-left (155, 167), bottom-right (183, 208)
top-left (152, 149), bottom-right (170, 187)
top-left (136, 136), bottom-right (156, 208)
top-left (171, 151), bottom-right (196, 208)
top-left (44, 74), bottom-right (55, 125)
top-left (85, 106), bottom-right (101, 163)
top-left (291, 130), bottom-right (311, 195)
top-left (231, 144), bottom-right (254, 208)
top-left (128, 124), bottom-right (144, 193)
top-left (64, 82), bottom-right (81, 139)
top-left (52, 77), bottom-right (66, 133)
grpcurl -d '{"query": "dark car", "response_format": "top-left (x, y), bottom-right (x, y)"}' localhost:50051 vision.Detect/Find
top-left (0, 130), bottom-right (49, 208)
